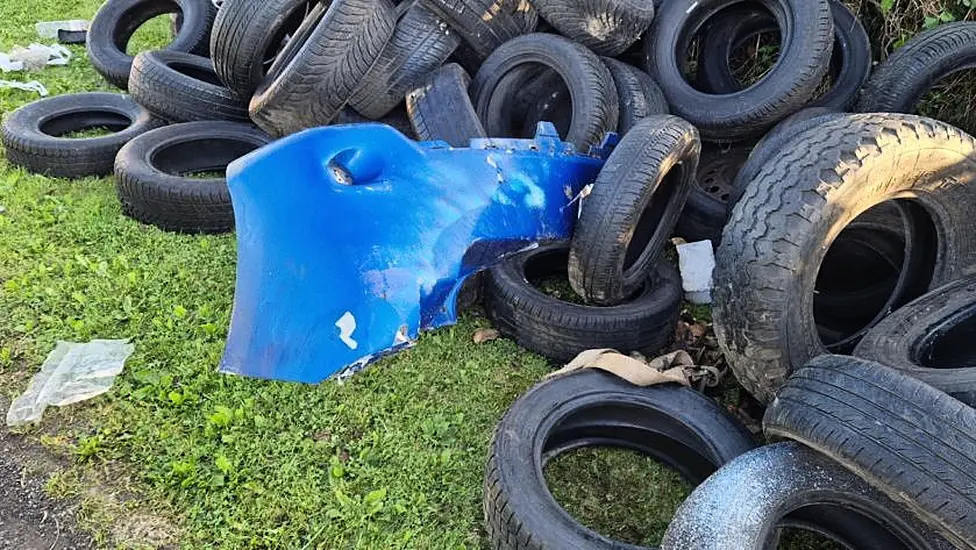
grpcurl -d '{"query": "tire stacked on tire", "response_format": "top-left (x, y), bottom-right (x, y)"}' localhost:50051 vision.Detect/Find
top-left (475, 6), bottom-right (976, 549)
top-left (483, 115), bottom-right (699, 362)
top-left (713, 113), bottom-right (976, 403)
top-left (107, 0), bottom-right (272, 234)
top-left (655, 0), bottom-right (873, 245)
top-left (0, 0), bottom-right (275, 233)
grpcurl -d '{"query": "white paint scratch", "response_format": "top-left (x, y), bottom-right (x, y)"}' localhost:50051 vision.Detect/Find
top-left (336, 311), bottom-right (358, 350)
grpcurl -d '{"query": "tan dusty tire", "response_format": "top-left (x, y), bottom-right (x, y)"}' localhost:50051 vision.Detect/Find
top-left (713, 113), bottom-right (976, 403)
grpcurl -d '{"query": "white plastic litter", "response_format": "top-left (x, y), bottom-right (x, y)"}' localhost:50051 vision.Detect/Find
top-left (0, 54), bottom-right (23, 72)
top-left (35, 20), bottom-right (89, 39)
top-left (0, 43), bottom-right (71, 72)
top-left (676, 240), bottom-right (716, 305)
top-left (6, 339), bottom-right (135, 427)
top-left (0, 80), bottom-right (49, 96)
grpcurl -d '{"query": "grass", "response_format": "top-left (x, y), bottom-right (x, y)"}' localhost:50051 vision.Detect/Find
top-left (546, 448), bottom-right (692, 546)
top-left (0, 0), bottom-right (974, 548)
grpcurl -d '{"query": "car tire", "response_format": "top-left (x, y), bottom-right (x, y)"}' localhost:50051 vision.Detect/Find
top-left (645, 0), bottom-right (833, 141)
top-left (484, 242), bottom-right (682, 363)
top-left (530, 0), bottom-right (655, 56)
top-left (87, 0), bottom-right (216, 90)
top-left (661, 441), bottom-right (957, 550)
top-left (857, 22), bottom-right (976, 114)
top-left (727, 106), bottom-right (838, 209)
top-left (569, 115), bottom-right (699, 305)
top-left (854, 275), bottom-right (976, 406)
top-left (114, 121), bottom-right (272, 233)
top-left (486, 368), bottom-right (756, 550)
top-left (419, 0), bottom-right (525, 58)
top-left (1, 92), bottom-right (163, 178)
top-left (348, 2), bottom-right (461, 119)
top-left (129, 50), bottom-right (248, 122)
top-left (210, 0), bottom-right (317, 97)
top-left (405, 63), bottom-right (486, 146)
top-left (713, 113), bottom-right (976, 403)
top-left (603, 58), bottom-right (669, 135)
top-left (697, 0), bottom-right (870, 111)
top-left (675, 145), bottom-right (749, 244)
top-left (764, 354), bottom-right (976, 549)
top-left (471, 33), bottom-right (619, 150)
top-left (248, 0), bottom-right (397, 136)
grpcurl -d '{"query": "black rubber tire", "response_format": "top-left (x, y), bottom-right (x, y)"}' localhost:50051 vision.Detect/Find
top-left (87, 0), bottom-right (216, 90)
top-left (531, 0), bottom-right (655, 56)
top-left (857, 22), bottom-right (976, 114)
top-left (727, 106), bottom-right (838, 210)
top-left (485, 368), bottom-right (757, 550)
top-left (603, 58), bottom-right (669, 135)
top-left (114, 121), bottom-right (272, 233)
top-left (248, 0), bottom-right (397, 136)
top-left (713, 113), bottom-right (976, 403)
top-left (419, 0), bottom-right (524, 58)
top-left (335, 106), bottom-right (418, 139)
top-left (674, 145), bottom-right (749, 245)
top-left (854, 275), bottom-right (976, 406)
top-left (484, 242), bottom-right (682, 363)
top-left (129, 50), bottom-right (248, 122)
top-left (694, 6), bottom-right (776, 95)
top-left (209, 0), bottom-right (316, 97)
top-left (405, 63), bottom-right (486, 146)
top-left (568, 116), bottom-right (699, 305)
top-left (513, 1), bottom-right (539, 34)
top-left (697, 0), bottom-right (870, 111)
top-left (661, 441), bottom-right (957, 550)
top-left (446, 41), bottom-right (486, 75)
top-left (813, 222), bottom-right (906, 324)
top-left (645, 0), bottom-right (833, 141)
top-left (1, 92), bottom-right (163, 178)
top-left (348, 2), bottom-right (461, 119)
top-left (513, 69), bottom-right (572, 138)
top-left (471, 33), bottom-right (619, 150)
top-left (764, 354), bottom-right (976, 550)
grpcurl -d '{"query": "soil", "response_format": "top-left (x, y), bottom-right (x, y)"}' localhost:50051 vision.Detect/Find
top-left (0, 415), bottom-right (92, 549)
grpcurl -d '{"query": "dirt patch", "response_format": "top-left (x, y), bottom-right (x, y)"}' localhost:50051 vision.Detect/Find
top-left (0, 429), bottom-right (92, 550)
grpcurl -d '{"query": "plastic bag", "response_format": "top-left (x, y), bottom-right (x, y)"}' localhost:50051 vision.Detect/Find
top-left (0, 79), bottom-right (49, 96)
top-left (34, 20), bottom-right (89, 39)
top-left (6, 339), bottom-right (135, 427)
top-left (0, 43), bottom-right (71, 72)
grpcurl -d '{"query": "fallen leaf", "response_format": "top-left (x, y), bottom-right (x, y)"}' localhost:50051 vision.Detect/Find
top-left (473, 328), bottom-right (500, 344)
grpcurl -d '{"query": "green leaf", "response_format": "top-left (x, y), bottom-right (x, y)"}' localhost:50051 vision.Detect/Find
top-left (364, 488), bottom-right (387, 505)
top-left (215, 454), bottom-right (232, 474)
top-left (208, 405), bottom-right (234, 427)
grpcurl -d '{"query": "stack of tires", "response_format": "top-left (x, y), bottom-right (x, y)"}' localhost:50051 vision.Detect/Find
top-left (486, 275), bottom-right (976, 549)
top-left (475, 2), bottom-right (976, 549)
top-left (2, 0), bottom-right (976, 542)
top-left (482, 115), bottom-right (697, 363)
top-left (0, 0), bottom-right (273, 234)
